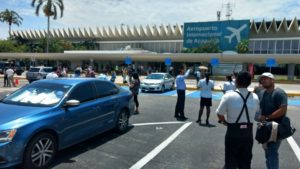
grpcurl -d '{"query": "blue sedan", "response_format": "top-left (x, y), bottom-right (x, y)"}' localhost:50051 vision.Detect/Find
top-left (0, 78), bottom-right (134, 169)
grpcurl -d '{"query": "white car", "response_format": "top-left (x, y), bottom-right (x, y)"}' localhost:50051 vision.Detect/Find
top-left (140, 73), bottom-right (175, 92)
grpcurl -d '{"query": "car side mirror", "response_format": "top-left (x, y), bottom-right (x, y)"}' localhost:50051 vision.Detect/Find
top-left (65, 99), bottom-right (80, 107)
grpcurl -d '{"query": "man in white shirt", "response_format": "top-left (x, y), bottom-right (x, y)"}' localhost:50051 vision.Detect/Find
top-left (216, 71), bottom-right (260, 169)
top-left (46, 67), bottom-right (59, 79)
top-left (6, 67), bottom-right (15, 87)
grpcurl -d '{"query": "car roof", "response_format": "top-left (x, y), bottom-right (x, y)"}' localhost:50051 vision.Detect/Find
top-left (34, 78), bottom-right (110, 86)
top-left (149, 72), bottom-right (168, 75)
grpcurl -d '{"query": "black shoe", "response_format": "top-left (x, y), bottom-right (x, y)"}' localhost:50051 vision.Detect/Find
top-left (196, 120), bottom-right (201, 123)
top-left (174, 115), bottom-right (179, 118)
top-left (206, 120), bottom-right (210, 125)
top-left (180, 116), bottom-right (188, 120)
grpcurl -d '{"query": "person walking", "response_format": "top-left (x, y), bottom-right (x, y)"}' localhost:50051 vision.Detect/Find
top-left (222, 75), bottom-right (236, 93)
top-left (174, 68), bottom-right (191, 120)
top-left (257, 72), bottom-right (287, 169)
top-left (196, 73), bottom-right (214, 125)
top-left (129, 72), bottom-right (140, 114)
top-left (3, 67), bottom-right (8, 87)
top-left (216, 71), bottom-right (260, 169)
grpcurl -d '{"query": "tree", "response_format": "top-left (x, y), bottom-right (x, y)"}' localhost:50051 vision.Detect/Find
top-left (181, 39), bottom-right (221, 53)
top-left (0, 9), bottom-right (23, 37)
top-left (236, 39), bottom-right (249, 53)
top-left (31, 0), bottom-right (64, 53)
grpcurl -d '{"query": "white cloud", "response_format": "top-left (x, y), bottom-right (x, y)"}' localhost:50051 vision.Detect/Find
top-left (1, 0), bottom-right (300, 39)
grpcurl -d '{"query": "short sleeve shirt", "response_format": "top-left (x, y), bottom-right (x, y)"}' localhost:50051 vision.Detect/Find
top-left (223, 81), bottom-right (236, 93)
top-left (260, 87), bottom-right (287, 123)
top-left (216, 88), bottom-right (260, 123)
top-left (198, 79), bottom-right (214, 98)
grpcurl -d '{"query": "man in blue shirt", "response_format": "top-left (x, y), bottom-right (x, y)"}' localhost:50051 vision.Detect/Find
top-left (174, 68), bottom-right (191, 120)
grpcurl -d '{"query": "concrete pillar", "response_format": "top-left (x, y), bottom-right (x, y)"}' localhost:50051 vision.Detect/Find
top-left (287, 63), bottom-right (296, 80)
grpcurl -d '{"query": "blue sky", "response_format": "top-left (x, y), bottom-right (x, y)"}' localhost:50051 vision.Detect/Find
top-left (1, 0), bottom-right (300, 39)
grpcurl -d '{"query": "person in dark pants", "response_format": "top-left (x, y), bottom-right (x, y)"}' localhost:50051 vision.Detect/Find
top-left (129, 72), bottom-right (140, 114)
top-left (257, 72), bottom-right (287, 169)
top-left (174, 68), bottom-right (191, 120)
top-left (216, 71), bottom-right (260, 169)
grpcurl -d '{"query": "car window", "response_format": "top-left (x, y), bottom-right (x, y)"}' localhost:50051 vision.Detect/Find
top-left (167, 74), bottom-right (173, 79)
top-left (2, 82), bottom-right (71, 106)
top-left (68, 83), bottom-right (96, 103)
top-left (29, 68), bottom-right (40, 72)
top-left (146, 74), bottom-right (164, 79)
top-left (44, 68), bottom-right (53, 72)
top-left (94, 81), bottom-right (118, 98)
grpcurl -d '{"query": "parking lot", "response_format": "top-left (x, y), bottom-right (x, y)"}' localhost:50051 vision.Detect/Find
top-left (1, 85), bottom-right (299, 169)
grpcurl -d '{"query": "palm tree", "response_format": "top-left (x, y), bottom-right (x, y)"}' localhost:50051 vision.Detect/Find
top-left (31, 0), bottom-right (64, 53)
top-left (0, 9), bottom-right (23, 37)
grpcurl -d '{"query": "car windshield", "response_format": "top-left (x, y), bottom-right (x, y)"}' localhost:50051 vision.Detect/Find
top-left (29, 68), bottom-right (40, 72)
top-left (2, 82), bottom-right (72, 107)
top-left (44, 68), bottom-right (53, 72)
top-left (146, 74), bottom-right (164, 80)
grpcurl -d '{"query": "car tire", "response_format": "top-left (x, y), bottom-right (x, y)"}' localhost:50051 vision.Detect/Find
top-left (23, 133), bottom-right (57, 169)
top-left (115, 109), bottom-right (129, 133)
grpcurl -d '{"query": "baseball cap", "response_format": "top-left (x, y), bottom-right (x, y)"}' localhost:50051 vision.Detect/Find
top-left (260, 72), bottom-right (274, 79)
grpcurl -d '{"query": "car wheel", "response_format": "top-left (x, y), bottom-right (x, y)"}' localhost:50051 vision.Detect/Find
top-left (161, 85), bottom-right (165, 93)
top-left (23, 133), bottom-right (57, 169)
top-left (115, 109), bottom-right (129, 133)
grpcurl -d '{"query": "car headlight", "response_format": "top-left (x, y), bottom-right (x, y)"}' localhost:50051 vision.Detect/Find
top-left (0, 129), bottom-right (17, 142)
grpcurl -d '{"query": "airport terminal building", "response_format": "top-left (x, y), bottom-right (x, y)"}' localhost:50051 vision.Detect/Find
top-left (6, 17), bottom-right (300, 78)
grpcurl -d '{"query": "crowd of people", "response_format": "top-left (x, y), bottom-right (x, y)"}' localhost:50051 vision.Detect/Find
top-left (174, 68), bottom-right (287, 169)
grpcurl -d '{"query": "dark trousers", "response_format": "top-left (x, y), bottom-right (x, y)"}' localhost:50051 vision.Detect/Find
top-left (225, 123), bottom-right (253, 169)
top-left (133, 94), bottom-right (139, 108)
top-left (174, 89), bottom-right (185, 117)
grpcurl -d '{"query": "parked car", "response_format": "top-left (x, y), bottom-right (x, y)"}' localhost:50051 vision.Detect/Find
top-left (0, 61), bottom-right (10, 74)
top-left (26, 66), bottom-right (53, 83)
top-left (14, 66), bottom-right (25, 76)
top-left (0, 78), bottom-right (134, 169)
top-left (140, 73), bottom-right (175, 92)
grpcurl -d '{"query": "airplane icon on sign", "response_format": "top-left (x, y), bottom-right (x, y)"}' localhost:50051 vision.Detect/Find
top-left (225, 24), bottom-right (247, 44)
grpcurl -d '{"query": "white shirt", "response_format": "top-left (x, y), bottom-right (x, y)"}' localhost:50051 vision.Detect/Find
top-left (198, 79), bottom-right (214, 98)
top-left (223, 81), bottom-right (236, 93)
top-left (216, 88), bottom-right (260, 123)
top-left (98, 73), bottom-right (109, 80)
top-left (46, 72), bottom-right (59, 79)
top-left (6, 68), bottom-right (14, 77)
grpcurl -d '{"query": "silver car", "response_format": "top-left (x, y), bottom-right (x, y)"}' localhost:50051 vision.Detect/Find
top-left (140, 73), bottom-right (175, 92)
top-left (26, 66), bottom-right (53, 83)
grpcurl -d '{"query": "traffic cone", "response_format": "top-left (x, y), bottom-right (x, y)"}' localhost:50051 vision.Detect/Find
top-left (15, 78), bottom-right (19, 86)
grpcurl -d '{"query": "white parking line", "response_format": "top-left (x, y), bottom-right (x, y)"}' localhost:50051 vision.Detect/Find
top-left (287, 137), bottom-right (300, 162)
top-left (131, 121), bottom-right (187, 126)
top-left (129, 122), bottom-right (192, 169)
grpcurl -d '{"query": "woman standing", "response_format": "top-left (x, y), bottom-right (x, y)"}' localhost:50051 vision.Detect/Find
top-left (197, 73), bottom-right (214, 125)
top-left (222, 75), bottom-right (236, 93)
top-left (129, 72), bottom-right (140, 114)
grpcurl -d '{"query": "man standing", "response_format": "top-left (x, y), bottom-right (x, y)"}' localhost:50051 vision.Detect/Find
top-left (174, 68), bottom-right (191, 120)
top-left (258, 72), bottom-right (287, 169)
top-left (46, 67), bottom-right (59, 79)
top-left (216, 71), bottom-right (260, 169)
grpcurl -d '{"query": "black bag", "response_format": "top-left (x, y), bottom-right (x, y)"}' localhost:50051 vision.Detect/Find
top-left (277, 116), bottom-right (296, 140)
top-left (255, 122), bottom-right (272, 144)
top-left (255, 116), bottom-right (296, 144)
